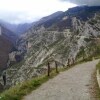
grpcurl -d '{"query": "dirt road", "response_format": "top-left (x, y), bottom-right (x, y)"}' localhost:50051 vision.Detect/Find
top-left (23, 60), bottom-right (99, 100)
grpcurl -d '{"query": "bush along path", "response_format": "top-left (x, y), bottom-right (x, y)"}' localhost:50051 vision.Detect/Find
top-left (23, 60), bottom-right (99, 100)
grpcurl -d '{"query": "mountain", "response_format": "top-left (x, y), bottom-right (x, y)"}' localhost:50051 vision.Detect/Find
top-left (0, 11), bottom-right (63, 35)
top-left (33, 11), bottom-right (63, 27)
top-left (13, 23), bottom-right (33, 34)
top-left (0, 25), bottom-right (18, 44)
top-left (0, 20), bottom-right (33, 35)
top-left (0, 11), bottom-right (64, 73)
top-left (0, 25), bottom-right (18, 71)
top-left (2, 6), bottom-right (100, 87)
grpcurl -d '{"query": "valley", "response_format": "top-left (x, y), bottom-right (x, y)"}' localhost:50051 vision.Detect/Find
top-left (0, 5), bottom-right (100, 100)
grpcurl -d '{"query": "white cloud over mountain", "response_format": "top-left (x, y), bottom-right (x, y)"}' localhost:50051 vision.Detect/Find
top-left (0, 0), bottom-right (76, 24)
top-left (60, 0), bottom-right (100, 6)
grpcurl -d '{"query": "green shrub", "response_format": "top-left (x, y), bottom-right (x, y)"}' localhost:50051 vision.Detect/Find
top-left (88, 19), bottom-right (97, 25)
top-left (96, 61), bottom-right (100, 70)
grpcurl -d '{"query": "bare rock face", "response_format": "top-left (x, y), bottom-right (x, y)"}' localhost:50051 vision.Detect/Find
top-left (9, 51), bottom-right (22, 62)
top-left (2, 6), bottom-right (100, 87)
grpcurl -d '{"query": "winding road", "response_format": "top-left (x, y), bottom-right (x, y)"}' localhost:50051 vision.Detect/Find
top-left (23, 60), bottom-right (99, 100)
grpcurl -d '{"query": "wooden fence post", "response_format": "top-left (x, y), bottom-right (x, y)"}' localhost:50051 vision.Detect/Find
top-left (68, 58), bottom-right (70, 67)
top-left (72, 58), bottom-right (75, 65)
top-left (55, 61), bottom-right (58, 73)
top-left (2, 71), bottom-right (6, 86)
top-left (47, 62), bottom-right (50, 76)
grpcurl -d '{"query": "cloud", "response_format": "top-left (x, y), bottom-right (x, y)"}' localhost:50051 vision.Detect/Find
top-left (60, 0), bottom-right (100, 6)
top-left (0, 0), bottom-right (77, 24)
top-left (0, 11), bottom-right (41, 24)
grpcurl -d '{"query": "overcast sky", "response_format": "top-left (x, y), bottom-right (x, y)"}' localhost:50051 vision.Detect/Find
top-left (0, 0), bottom-right (77, 24)
top-left (60, 0), bottom-right (100, 6)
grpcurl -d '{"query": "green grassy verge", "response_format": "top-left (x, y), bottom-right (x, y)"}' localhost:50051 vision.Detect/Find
top-left (96, 61), bottom-right (100, 99)
top-left (0, 68), bottom-right (65, 100)
top-left (90, 71), bottom-right (100, 99)
top-left (96, 61), bottom-right (100, 70)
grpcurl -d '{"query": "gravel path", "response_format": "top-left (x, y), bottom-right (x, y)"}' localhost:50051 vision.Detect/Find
top-left (23, 60), bottom-right (99, 100)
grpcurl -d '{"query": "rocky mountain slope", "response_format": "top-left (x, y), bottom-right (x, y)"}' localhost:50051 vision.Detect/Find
top-left (2, 6), bottom-right (100, 88)
top-left (0, 25), bottom-right (18, 71)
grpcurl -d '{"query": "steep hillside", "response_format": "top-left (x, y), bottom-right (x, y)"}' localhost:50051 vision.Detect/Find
top-left (0, 36), bottom-right (12, 70)
top-left (0, 25), bottom-right (18, 71)
top-left (2, 6), bottom-right (100, 87)
top-left (0, 25), bottom-right (18, 44)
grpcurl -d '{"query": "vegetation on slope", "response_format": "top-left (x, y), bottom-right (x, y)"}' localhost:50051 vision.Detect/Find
top-left (0, 67), bottom-right (67, 100)
top-left (96, 61), bottom-right (100, 71)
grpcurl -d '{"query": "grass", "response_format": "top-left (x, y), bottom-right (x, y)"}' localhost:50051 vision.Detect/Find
top-left (76, 57), bottom-right (93, 65)
top-left (95, 61), bottom-right (100, 99)
top-left (96, 61), bottom-right (100, 71)
top-left (0, 68), bottom-right (63, 100)
top-left (90, 71), bottom-right (100, 100)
